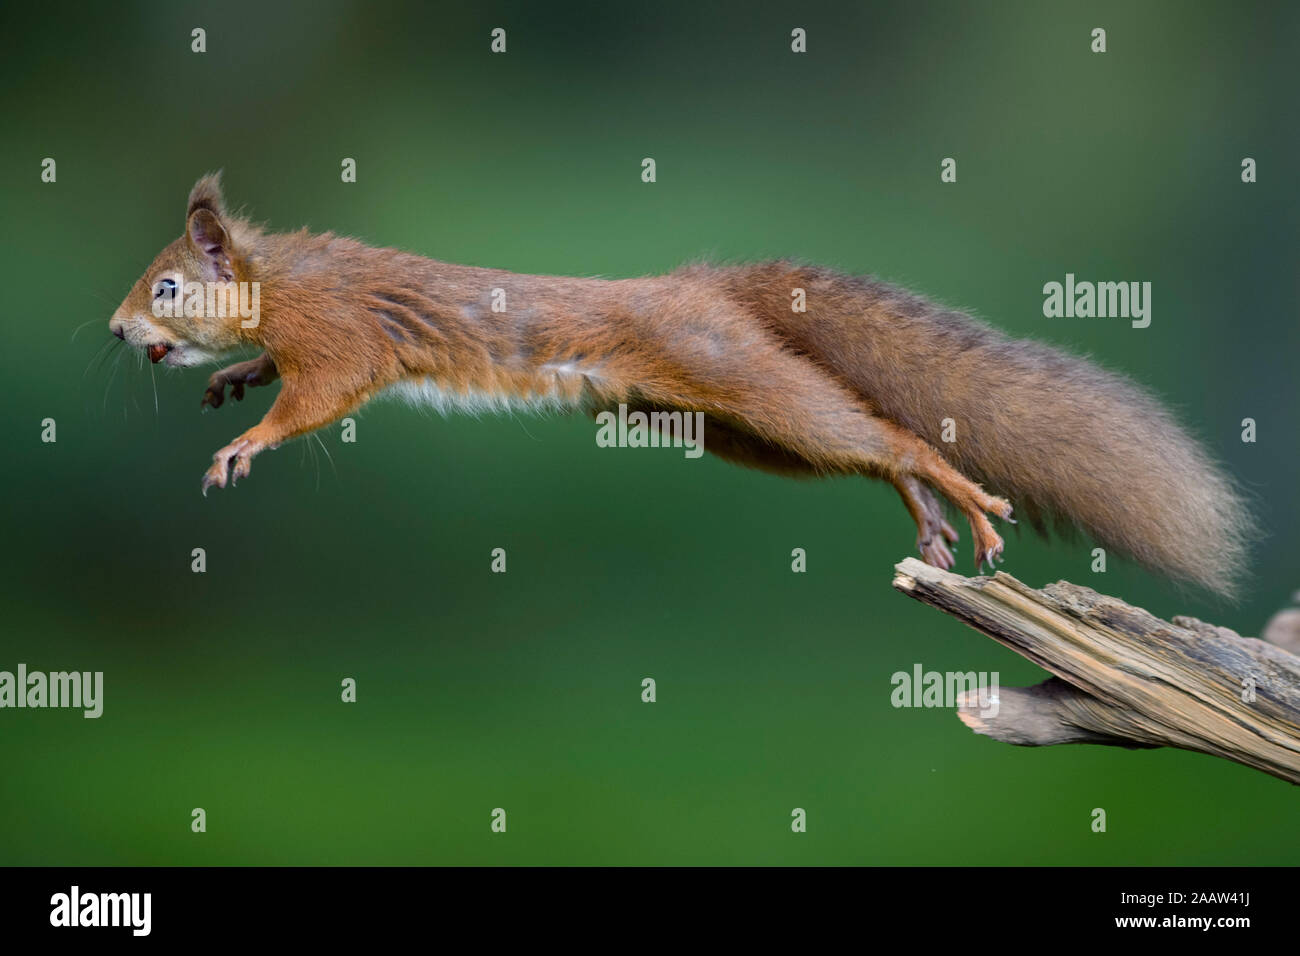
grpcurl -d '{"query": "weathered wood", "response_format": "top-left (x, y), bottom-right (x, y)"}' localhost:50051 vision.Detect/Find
top-left (1261, 591), bottom-right (1300, 655)
top-left (891, 557), bottom-right (1300, 785)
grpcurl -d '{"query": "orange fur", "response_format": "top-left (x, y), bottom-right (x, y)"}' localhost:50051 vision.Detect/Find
top-left (108, 174), bottom-right (1254, 595)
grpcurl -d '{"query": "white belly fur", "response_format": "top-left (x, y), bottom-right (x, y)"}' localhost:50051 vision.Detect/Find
top-left (381, 375), bottom-right (584, 417)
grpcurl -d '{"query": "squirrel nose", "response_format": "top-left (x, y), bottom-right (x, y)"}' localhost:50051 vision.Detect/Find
top-left (113, 326), bottom-right (125, 340)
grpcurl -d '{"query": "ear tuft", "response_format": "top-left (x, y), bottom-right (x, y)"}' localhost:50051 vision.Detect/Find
top-left (187, 171), bottom-right (226, 220)
top-left (187, 207), bottom-right (234, 282)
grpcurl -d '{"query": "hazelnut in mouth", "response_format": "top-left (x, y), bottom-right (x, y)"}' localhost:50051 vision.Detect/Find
top-left (148, 344), bottom-right (171, 363)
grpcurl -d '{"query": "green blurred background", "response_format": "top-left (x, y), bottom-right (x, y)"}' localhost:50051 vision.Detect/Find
top-left (0, 0), bottom-right (1295, 865)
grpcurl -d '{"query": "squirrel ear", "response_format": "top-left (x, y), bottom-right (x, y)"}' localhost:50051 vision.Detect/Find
top-left (187, 207), bottom-right (235, 282)
top-left (187, 172), bottom-right (226, 220)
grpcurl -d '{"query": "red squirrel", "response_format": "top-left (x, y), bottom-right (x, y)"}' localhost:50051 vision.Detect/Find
top-left (108, 174), bottom-right (1253, 596)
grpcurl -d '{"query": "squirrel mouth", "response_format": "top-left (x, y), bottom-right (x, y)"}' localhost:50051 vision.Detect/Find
top-left (148, 344), bottom-right (172, 364)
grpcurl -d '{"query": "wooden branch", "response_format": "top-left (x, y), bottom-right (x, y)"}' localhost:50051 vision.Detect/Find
top-left (891, 557), bottom-right (1300, 785)
top-left (1262, 591), bottom-right (1300, 656)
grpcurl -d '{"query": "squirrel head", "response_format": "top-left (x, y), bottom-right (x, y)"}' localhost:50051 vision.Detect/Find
top-left (108, 173), bottom-right (259, 367)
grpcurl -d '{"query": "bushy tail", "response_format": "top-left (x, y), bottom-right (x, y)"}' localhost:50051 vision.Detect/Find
top-left (730, 264), bottom-right (1256, 598)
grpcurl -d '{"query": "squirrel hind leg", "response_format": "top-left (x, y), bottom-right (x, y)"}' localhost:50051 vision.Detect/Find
top-left (893, 475), bottom-right (960, 570)
top-left (629, 339), bottom-right (1013, 569)
top-left (877, 421), bottom-right (1013, 573)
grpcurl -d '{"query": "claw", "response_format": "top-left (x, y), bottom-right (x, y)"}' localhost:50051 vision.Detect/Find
top-left (974, 537), bottom-right (1004, 574)
top-left (200, 436), bottom-right (264, 493)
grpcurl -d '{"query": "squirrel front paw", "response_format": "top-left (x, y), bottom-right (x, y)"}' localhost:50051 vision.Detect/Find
top-left (201, 437), bottom-right (262, 495)
top-left (201, 356), bottom-right (277, 410)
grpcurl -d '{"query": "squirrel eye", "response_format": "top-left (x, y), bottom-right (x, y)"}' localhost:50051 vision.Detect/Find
top-left (153, 278), bottom-right (177, 300)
